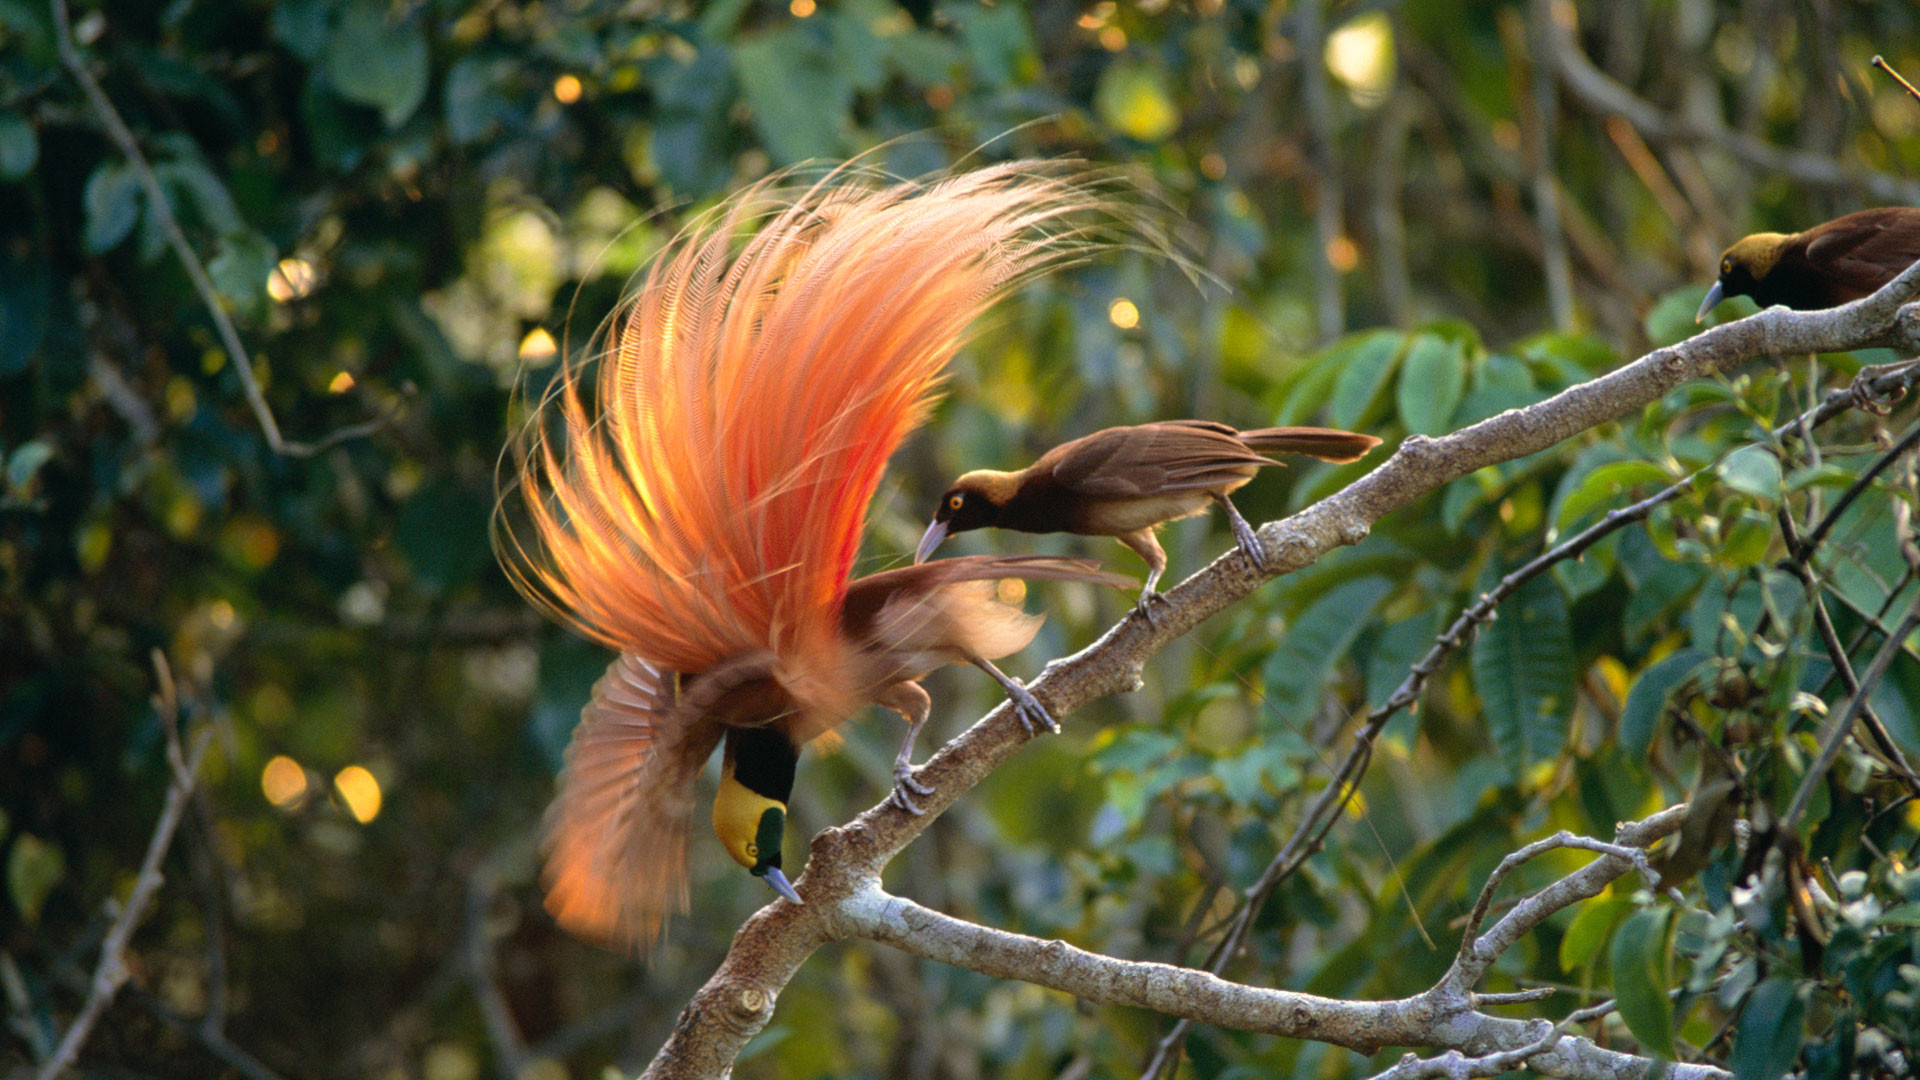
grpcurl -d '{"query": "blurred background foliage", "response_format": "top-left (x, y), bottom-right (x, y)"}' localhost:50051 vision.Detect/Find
top-left (5, 0), bottom-right (1920, 1078)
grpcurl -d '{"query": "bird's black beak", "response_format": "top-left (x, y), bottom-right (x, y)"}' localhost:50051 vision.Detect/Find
top-left (1695, 280), bottom-right (1725, 324)
top-left (914, 518), bottom-right (949, 564)
top-left (755, 864), bottom-right (803, 905)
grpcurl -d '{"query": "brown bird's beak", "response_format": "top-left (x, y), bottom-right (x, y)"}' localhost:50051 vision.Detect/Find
top-left (914, 519), bottom-right (949, 564)
top-left (1695, 280), bottom-right (1725, 324)
top-left (756, 864), bottom-right (803, 905)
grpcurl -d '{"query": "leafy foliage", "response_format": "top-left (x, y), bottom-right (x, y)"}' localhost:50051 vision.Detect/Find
top-left (5, 1), bottom-right (1920, 1078)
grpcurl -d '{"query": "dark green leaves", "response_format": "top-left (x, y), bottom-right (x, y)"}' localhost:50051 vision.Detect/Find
top-left (1619, 648), bottom-right (1708, 757)
top-left (1610, 906), bottom-right (1677, 1059)
top-left (734, 28), bottom-right (850, 164)
top-left (83, 162), bottom-right (141, 253)
top-left (1470, 571), bottom-right (1573, 778)
top-left (324, 0), bottom-right (429, 127)
top-left (1396, 333), bottom-right (1466, 435)
top-left (1263, 576), bottom-right (1393, 720)
top-left (0, 111), bottom-right (37, 179)
top-left (1730, 978), bottom-right (1806, 1080)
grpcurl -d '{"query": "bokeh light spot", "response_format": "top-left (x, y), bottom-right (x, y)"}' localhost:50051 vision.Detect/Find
top-left (1108, 298), bottom-right (1140, 330)
top-left (262, 755), bottom-right (308, 808)
top-left (552, 75), bottom-right (583, 104)
top-left (335, 765), bottom-right (383, 824)
top-left (519, 327), bottom-right (558, 363)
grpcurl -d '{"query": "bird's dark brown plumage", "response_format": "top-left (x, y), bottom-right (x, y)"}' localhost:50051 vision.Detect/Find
top-left (1700, 207), bottom-right (1920, 321)
top-left (917, 421), bottom-right (1382, 619)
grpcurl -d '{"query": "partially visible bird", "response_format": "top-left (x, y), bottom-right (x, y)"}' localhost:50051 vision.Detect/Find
top-left (496, 162), bottom-right (1136, 949)
top-left (916, 421), bottom-right (1382, 620)
top-left (1697, 207), bottom-right (1920, 322)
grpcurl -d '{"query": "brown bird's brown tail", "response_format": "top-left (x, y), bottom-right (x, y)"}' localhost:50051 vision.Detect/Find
top-left (1235, 426), bottom-right (1384, 464)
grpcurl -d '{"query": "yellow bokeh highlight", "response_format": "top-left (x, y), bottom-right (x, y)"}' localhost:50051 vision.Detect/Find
top-left (262, 755), bottom-right (308, 808)
top-left (207, 599), bottom-right (237, 630)
top-left (552, 74), bottom-right (583, 104)
top-left (519, 327), bottom-right (558, 362)
top-left (1325, 11), bottom-right (1395, 106)
top-left (995, 578), bottom-right (1027, 605)
top-left (335, 765), bottom-right (383, 824)
top-left (1108, 297), bottom-right (1140, 329)
top-left (328, 371), bottom-right (355, 393)
top-left (266, 257), bottom-right (316, 302)
top-left (790, 0), bottom-right (816, 16)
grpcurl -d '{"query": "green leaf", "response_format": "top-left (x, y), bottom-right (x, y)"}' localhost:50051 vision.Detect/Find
top-left (1330, 331), bottom-right (1402, 429)
top-left (1396, 333), bottom-right (1466, 435)
top-left (1469, 570), bottom-right (1574, 778)
top-left (1645, 286), bottom-right (1712, 346)
top-left (733, 28), bottom-right (850, 164)
top-left (0, 110), bottom-right (37, 179)
top-left (950, 0), bottom-right (1035, 87)
top-left (6, 833), bottom-right (64, 927)
top-left (1619, 648), bottom-right (1707, 757)
top-left (325, 0), bottom-right (429, 127)
top-left (1094, 61), bottom-right (1179, 142)
top-left (207, 232), bottom-right (277, 317)
top-left (1553, 460), bottom-right (1673, 534)
top-left (1610, 906), bottom-right (1677, 1058)
top-left (1262, 577), bottom-right (1393, 720)
top-left (1729, 977), bottom-right (1805, 1080)
top-left (5, 439), bottom-right (54, 492)
top-left (1560, 893), bottom-right (1630, 972)
top-left (83, 162), bottom-right (141, 254)
top-left (1717, 446), bottom-right (1783, 503)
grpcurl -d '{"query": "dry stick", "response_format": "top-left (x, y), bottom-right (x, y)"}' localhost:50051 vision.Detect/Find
top-left (1136, 365), bottom-right (1920, 1079)
top-left (643, 263), bottom-right (1920, 1080)
top-left (1547, 19), bottom-right (1920, 204)
top-left (49, 0), bottom-right (383, 458)
top-left (1872, 56), bottom-right (1920, 109)
top-left (36, 655), bottom-right (213, 1080)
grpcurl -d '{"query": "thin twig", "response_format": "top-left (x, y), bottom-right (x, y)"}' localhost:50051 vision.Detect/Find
top-left (36, 653), bottom-right (213, 1080)
top-left (1781, 585), bottom-right (1920, 835)
top-left (1362, 1020), bottom-right (1562, 1080)
top-left (49, 0), bottom-right (384, 458)
top-left (1135, 363), bottom-right (1920, 1080)
top-left (1872, 56), bottom-right (1920, 109)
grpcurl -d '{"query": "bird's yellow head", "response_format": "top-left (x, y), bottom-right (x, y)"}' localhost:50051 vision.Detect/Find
top-left (713, 727), bottom-right (803, 905)
top-left (917, 471), bottom-right (1018, 563)
top-left (1699, 232), bottom-right (1791, 322)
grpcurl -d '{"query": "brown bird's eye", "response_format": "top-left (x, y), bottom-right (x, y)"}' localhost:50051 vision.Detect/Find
top-left (948, 494), bottom-right (964, 510)
top-left (1721, 259), bottom-right (1732, 274)
top-left (745, 842), bottom-right (757, 858)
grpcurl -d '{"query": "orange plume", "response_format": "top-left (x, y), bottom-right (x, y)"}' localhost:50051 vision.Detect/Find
top-left (498, 161), bottom-right (1123, 715)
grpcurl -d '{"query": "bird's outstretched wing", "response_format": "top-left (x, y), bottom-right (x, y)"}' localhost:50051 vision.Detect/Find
top-left (540, 653), bottom-right (723, 951)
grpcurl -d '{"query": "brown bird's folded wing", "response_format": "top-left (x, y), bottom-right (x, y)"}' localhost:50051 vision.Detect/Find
top-left (541, 653), bottom-right (723, 951)
top-left (1046, 423), bottom-right (1275, 497)
top-left (1802, 211), bottom-right (1920, 301)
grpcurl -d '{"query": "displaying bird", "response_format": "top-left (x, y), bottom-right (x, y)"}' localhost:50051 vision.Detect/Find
top-left (496, 162), bottom-right (1134, 948)
top-left (915, 421), bottom-right (1382, 620)
top-left (1697, 207), bottom-right (1920, 322)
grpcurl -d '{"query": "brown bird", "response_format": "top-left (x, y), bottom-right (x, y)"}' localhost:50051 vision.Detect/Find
top-left (1698, 207), bottom-right (1920, 322)
top-left (915, 421), bottom-right (1383, 619)
top-left (496, 162), bottom-right (1140, 948)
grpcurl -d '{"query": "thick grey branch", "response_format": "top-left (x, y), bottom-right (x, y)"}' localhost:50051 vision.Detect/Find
top-left (641, 257), bottom-right (1920, 1080)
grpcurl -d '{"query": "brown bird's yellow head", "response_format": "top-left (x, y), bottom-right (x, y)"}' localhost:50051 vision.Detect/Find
top-left (1698, 232), bottom-right (1791, 323)
top-left (712, 727), bottom-right (803, 905)
top-left (916, 471), bottom-right (1019, 563)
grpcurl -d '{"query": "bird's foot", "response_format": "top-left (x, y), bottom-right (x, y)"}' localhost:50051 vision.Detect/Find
top-left (1006, 680), bottom-right (1059, 736)
top-left (1229, 514), bottom-right (1268, 571)
top-left (1133, 589), bottom-right (1172, 628)
top-left (886, 762), bottom-right (935, 815)
top-left (1849, 360), bottom-right (1919, 415)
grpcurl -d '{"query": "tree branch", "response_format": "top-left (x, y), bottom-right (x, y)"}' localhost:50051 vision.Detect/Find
top-left (36, 652), bottom-right (212, 1080)
top-left (641, 260), bottom-right (1920, 1079)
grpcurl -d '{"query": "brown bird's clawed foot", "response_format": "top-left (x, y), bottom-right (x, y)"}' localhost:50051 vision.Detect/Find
top-left (1848, 360), bottom-right (1919, 415)
top-left (1006, 680), bottom-right (1059, 736)
top-left (1216, 496), bottom-right (1267, 571)
top-left (1133, 589), bottom-right (1172, 627)
top-left (887, 766), bottom-right (936, 816)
